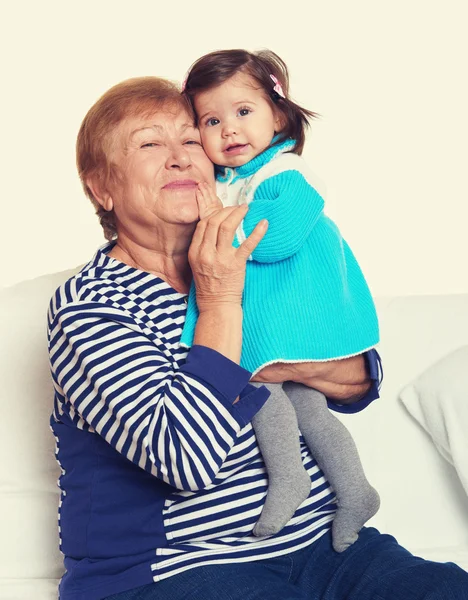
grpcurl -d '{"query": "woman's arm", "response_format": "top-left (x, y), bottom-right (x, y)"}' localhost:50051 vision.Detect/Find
top-left (191, 183), bottom-right (267, 362)
top-left (252, 351), bottom-right (382, 407)
top-left (49, 190), bottom-right (269, 493)
top-left (49, 307), bottom-right (269, 494)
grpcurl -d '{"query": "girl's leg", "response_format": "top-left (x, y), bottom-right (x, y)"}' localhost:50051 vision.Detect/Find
top-left (283, 381), bottom-right (380, 552)
top-left (251, 383), bottom-right (311, 537)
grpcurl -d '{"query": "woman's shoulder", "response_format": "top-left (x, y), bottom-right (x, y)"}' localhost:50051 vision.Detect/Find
top-left (47, 250), bottom-right (184, 335)
top-left (47, 270), bottom-right (106, 331)
top-left (47, 246), bottom-right (127, 324)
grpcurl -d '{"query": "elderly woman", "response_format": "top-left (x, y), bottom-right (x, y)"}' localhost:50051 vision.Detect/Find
top-left (48, 77), bottom-right (468, 600)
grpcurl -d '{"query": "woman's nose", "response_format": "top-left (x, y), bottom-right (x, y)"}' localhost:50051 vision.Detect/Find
top-left (165, 145), bottom-right (192, 170)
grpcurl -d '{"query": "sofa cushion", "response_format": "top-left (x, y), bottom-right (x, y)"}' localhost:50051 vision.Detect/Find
top-left (400, 345), bottom-right (468, 496)
top-left (338, 295), bottom-right (468, 557)
top-left (0, 269), bottom-right (80, 597)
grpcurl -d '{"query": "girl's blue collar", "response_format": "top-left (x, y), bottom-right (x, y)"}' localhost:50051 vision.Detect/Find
top-left (216, 138), bottom-right (296, 182)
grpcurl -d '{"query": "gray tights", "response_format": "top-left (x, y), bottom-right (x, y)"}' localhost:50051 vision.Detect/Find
top-left (251, 382), bottom-right (380, 552)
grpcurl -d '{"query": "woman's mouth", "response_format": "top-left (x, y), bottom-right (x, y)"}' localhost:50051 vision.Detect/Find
top-left (224, 144), bottom-right (249, 155)
top-left (163, 180), bottom-right (198, 189)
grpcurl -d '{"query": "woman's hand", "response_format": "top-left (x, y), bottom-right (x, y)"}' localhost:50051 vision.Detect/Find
top-left (252, 355), bottom-right (371, 403)
top-left (189, 182), bottom-right (268, 313)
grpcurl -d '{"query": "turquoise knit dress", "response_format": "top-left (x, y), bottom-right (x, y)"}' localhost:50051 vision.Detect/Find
top-left (180, 139), bottom-right (379, 375)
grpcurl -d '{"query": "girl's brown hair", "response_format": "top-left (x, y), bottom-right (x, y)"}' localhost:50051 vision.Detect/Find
top-left (183, 49), bottom-right (317, 155)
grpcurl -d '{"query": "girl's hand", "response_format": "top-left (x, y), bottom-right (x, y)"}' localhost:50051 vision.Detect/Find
top-left (196, 180), bottom-right (224, 219)
top-left (189, 182), bottom-right (268, 313)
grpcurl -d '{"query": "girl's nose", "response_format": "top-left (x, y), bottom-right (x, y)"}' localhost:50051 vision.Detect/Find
top-left (222, 123), bottom-right (237, 137)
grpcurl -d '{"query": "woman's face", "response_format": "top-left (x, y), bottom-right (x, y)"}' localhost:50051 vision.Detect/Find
top-left (106, 105), bottom-right (215, 234)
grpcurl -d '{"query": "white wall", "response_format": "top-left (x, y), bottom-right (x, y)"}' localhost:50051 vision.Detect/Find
top-left (1, 0), bottom-right (467, 296)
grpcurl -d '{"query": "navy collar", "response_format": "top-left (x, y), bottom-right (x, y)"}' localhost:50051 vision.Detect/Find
top-left (216, 138), bottom-right (296, 182)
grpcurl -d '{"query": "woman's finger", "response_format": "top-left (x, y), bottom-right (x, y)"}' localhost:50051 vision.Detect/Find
top-left (195, 184), bottom-right (211, 220)
top-left (215, 204), bottom-right (249, 249)
top-left (200, 206), bottom-right (239, 250)
top-left (237, 219), bottom-right (269, 259)
top-left (192, 186), bottom-right (224, 250)
top-left (189, 210), bottom-right (207, 256)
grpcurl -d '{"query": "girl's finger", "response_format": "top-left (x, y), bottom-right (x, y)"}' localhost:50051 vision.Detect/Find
top-left (197, 182), bottom-right (223, 219)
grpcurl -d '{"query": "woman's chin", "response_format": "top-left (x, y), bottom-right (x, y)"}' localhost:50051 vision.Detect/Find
top-left (172, 203), bottom-right (200, 225)
top-left (159, 192), bottom-right (200, 224)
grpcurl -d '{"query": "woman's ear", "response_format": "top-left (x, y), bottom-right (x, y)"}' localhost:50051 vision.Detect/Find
top-left (86, 176), bottom-right (114, 212)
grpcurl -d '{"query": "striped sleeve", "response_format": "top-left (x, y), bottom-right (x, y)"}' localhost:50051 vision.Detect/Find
top-left (241, 170), bottom-right (324, 263)
top-left (48, 301), bottom-right (265, 491)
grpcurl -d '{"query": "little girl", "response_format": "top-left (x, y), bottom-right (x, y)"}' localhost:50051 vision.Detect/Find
top-left (180, 48), bottom-right (380, 552)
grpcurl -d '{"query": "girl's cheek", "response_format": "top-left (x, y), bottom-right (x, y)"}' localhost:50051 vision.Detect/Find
top-left (199, 133), bottom-right (211, 149)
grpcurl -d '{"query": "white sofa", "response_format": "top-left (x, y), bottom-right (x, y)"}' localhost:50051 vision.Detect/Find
top-left (1, 269), bottom-right (468, 600)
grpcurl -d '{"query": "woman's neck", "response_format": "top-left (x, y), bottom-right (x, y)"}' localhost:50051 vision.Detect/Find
top-left (108, 228), bottom-right (194, 294)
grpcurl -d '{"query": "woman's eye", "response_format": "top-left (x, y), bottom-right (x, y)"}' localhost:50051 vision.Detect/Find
top-left (206, 118), bottom-right (220, 127)
top-left (184, 140), bottom-right (201, 145)
top-left (238, 108), bottom-right (251, 117)
top-left (141, 142), bottom-right (159, 148)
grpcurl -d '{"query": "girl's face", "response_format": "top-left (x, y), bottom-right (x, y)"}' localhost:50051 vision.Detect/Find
top-left (194, 71), bottom-right (283, 167)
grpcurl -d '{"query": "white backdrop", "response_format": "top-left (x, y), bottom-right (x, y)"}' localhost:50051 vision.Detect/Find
top-left (1, 0), bottom-right (467, 296)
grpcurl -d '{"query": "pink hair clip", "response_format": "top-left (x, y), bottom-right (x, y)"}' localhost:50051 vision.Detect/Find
top-left (270, 74), bottom-right (285, 98)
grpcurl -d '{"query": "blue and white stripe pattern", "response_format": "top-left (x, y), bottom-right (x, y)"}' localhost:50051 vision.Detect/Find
top-left (48, 244), bottom-right (337, 599)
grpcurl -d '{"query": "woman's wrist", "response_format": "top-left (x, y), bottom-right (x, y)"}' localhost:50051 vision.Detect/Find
top-left (197, 298), bottom-right (243, 314)
top-left (193, 304), bottom-right (243, 364)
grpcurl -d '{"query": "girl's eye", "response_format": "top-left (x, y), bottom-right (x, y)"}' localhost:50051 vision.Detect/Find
top-left (206, 117), bottom-right (220, 127)
top-left (238, 108), bottom-right (251, 117)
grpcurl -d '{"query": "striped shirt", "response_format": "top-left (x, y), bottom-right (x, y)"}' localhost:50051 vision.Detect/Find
top-left (48, 243), bottom-right (380, 600)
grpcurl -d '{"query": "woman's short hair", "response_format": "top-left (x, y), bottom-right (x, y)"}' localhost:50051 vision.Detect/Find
top-left (77, 77), bottom-right (192, 240)
top-left (183, 49), bottom-right (317, 157)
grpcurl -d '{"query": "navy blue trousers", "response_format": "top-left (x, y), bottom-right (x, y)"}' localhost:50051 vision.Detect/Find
top-left (105, 527), bottom-right (468, 600)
